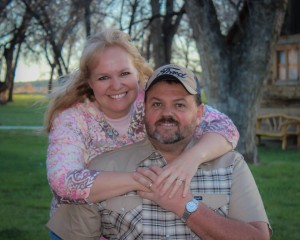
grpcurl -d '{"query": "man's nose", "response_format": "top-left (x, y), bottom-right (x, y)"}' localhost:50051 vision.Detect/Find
top-left (161, 106), bottom-right (174, 116)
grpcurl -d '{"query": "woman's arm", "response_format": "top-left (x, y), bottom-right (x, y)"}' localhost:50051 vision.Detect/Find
top-left (197, 105), bottom-right (239, 148)
top-left (87, 171), bottom-right (148, 203)
top-left (47, 109), bottom-right (148, 204)
top-left (47, 110), bottom-right (100, 202)
top-left (153, 105), bottom-right (240, 197)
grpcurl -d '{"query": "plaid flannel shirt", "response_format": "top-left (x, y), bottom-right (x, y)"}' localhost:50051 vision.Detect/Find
top-left (97, 150), bottom-right (233, 240)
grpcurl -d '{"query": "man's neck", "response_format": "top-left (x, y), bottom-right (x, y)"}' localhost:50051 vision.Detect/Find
top-left (150, 137), bottom-right (193, 163)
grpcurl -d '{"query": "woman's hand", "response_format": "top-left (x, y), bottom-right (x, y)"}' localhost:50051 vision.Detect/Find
top-left (153, 156), bottom-right (199, 198)
top-left (137, 171), bottom-right (191, 217)
top-left (135, 166), bottom-right (191, 216)
top-left (133, 165), bottom-right (195, 199)
top-left (132, 161), bottom-right (198, 198)
top-left (154, 133), bottom-right (232, 198)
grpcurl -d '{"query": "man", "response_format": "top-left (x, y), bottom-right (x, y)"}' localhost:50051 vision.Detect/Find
top-left (48, 64), bottom-right (271, 240)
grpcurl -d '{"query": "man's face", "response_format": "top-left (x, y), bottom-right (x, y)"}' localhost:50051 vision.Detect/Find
top-left (145, 81), bottom-right (203, 145)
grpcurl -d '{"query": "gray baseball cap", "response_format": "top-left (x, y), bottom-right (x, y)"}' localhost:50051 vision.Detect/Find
top-left (145, 64), bottom-right (201, 96)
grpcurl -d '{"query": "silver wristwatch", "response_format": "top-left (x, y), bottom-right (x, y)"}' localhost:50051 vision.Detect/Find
top-left (182, 197), bottom-right (200, 223)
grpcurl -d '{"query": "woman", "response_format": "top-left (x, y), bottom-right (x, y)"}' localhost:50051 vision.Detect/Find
top-left (45, 29), bottom-right (239, 223)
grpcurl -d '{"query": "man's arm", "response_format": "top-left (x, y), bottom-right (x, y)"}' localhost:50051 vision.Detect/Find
top-left (136, 158), bottom-right (271, 240)
top-left (181, 201), bottom-right (270, 240)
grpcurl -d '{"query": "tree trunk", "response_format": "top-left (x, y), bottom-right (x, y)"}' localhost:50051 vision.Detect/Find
top-left (8, 42), bottom-right (21, 102)
top-left (48, 64), bottom-right (55, 94)
top-left (281, 0), bottom-right (300, 35)
top-left (186, 0), bottom-right (288, 163)
top-left (84, 0), bottom-right (92, 37)
top-left (150, 0), bottom-right (185, 68)
top-left (3, 47), bottom-right (14, 103)
top-left (1, 7), bottom-right (32, 103)
top-left (150, 0), bottom-right (166, 67)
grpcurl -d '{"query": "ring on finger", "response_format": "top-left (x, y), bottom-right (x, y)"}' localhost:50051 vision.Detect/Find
top-left (176, 177), bottom-right (185, 182)
top-left (148, 182), bottom-right (153, 188)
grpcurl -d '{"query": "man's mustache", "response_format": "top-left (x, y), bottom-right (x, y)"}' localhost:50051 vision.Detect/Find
top-left (155, 117), bottom-right (179, 126)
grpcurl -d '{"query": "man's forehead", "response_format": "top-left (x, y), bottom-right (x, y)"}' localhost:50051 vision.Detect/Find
top-left (148, 95), bottom-right (187, 102)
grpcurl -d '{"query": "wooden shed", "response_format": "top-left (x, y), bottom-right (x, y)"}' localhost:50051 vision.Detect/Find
top-left (259, 34), bottom-right (300, 117)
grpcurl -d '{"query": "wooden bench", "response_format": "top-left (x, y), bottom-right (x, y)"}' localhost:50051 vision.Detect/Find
top-left (256, 114), bottom-right (300, 150)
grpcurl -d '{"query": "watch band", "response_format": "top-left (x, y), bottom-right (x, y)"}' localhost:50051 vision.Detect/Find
top-left (182, 209), bottom-right (192, 223)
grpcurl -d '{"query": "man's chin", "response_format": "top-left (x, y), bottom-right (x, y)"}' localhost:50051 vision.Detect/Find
top-left (151, 134), bottom-right (182, 144)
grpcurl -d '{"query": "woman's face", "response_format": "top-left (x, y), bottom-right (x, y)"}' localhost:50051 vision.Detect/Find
top-left (88, 45), bottom-right (140, 119)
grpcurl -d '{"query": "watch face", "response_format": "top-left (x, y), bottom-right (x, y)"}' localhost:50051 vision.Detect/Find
top-left (186, 200), bottom-right (198, 212)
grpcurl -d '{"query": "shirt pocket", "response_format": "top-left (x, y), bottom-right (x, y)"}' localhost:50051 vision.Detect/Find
top-left (103, 195), bottom-right (142, 214)
top-left (99, 195), bottom-right (142, 239)
top-left (196, 193), bottom-right (229, 217)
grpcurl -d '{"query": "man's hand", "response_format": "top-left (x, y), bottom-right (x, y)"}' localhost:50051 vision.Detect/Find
top-left (132, 166), bottom-right (161, 190)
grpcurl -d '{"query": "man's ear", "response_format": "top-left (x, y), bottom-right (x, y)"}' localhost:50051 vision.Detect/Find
top-left (196, 104), bottom-right (204, 125)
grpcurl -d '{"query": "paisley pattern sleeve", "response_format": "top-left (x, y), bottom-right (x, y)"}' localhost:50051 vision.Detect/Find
top-left (46, 109), bottom-right (100, 203)
top-left (195, 105), bottom-right (239, 148)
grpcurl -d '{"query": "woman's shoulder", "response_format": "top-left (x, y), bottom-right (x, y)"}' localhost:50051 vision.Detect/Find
top-left (54, 100), bottom-right (96, 125)
top-left (135, 91), bottom-right (145, 107)
top-left (137, 90), bottom-right (145, 101)
top-left (51, 101), bottom-right (92, 134)
top-left (58, 102), bottom-right (85, 117)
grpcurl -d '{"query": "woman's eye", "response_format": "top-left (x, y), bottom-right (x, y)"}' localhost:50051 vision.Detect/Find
top-left (121, 72), bottom-right (130, 77)
top-left (98, 76), bottom-right (108, 81)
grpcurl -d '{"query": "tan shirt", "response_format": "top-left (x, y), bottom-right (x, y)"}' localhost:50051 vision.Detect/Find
top-left (48, 138), bottom-right (270, 239)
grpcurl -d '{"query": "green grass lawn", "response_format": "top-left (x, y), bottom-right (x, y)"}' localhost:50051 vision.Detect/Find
top-left (0, 94), bottom-right (47, 126)
top-left (0, 94), bottom-right (299, 239)
top-left (0, 130), bottom-right (50, 240)
top-left (252, 146), bottom-right (300, 239)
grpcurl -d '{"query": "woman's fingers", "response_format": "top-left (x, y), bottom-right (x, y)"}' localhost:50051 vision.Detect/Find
top-left (182, 178), bottom-right (191, 197)
top-left (159, 174), bottom-right (178, 196)
top-left (167, 177), bottom-right (184, 198)
top-left (154, 168), bottom-right (171, 187)
top-left (134, 166), bottom-right (191, 198)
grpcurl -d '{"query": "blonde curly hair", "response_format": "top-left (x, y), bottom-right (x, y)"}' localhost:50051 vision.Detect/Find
top-left (44, 29), bottom-right (153, 132)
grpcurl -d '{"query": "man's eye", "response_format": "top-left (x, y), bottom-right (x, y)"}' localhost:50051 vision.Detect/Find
top-left (176, 103), bottom-right (185, 108)
top-left (153, 102), bottom-right (161, 107)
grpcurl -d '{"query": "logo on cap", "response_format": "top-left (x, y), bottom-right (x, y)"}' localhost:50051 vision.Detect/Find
top-left (157, 67), bottom-right (187, 79)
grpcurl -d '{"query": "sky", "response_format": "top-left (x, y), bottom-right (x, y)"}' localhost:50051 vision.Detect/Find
top-left (15, 58), bottom-right (48, 82)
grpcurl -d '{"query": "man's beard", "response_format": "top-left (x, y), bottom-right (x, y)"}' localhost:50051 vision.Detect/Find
top-left (146, 117), bottom-right (184, 144)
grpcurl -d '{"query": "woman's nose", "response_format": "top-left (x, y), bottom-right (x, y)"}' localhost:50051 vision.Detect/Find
top-left (110, 77), bottom-right (122, 90)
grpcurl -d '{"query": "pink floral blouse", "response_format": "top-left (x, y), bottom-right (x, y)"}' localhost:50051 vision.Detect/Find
top-left (47, 94), bottom-right (239, 215)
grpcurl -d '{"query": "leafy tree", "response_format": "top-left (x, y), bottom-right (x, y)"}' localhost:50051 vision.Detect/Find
top-left (22, 0), bottom-right (86, 92)
top-left (0, 0), bottom-right (32, 103)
